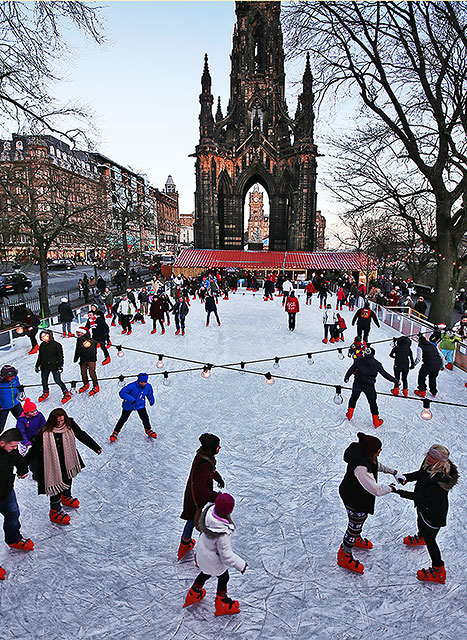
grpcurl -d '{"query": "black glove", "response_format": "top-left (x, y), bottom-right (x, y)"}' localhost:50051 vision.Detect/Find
top-left (35, 366), bottom-right (40, 373)
top-left (57, 368), bottom-right (63, 374)
top-left (344, 378), bottom-right (349, 384)
top-left (217, 478), bottom-right (225, 489)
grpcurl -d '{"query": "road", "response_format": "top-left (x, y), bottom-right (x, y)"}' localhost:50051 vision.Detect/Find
top-left (2, 265), bottom-right (113, 305)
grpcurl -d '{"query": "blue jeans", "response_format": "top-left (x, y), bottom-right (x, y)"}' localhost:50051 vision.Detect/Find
top-left (0, 489), bottom-right (21, 545)
top-left (62, 322), bottom-right (72, 334)
top-left (182, 520), bottom-right (195, 541)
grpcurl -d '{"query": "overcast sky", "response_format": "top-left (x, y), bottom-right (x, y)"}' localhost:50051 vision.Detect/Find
top-left (39, 2), bottom-right (347, 238)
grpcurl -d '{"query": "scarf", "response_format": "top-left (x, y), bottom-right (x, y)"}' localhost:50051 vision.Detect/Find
top-left (43, 423), bottom-right (82, 496)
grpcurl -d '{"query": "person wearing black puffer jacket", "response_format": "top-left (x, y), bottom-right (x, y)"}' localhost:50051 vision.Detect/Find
top-left (91, 311), bottom-right (111, 365)
top-left (344, 347), bottom-right (397, 427)
top-left (57, 298), bottom-right (74, 338)
top-left (35, 330), bottom-right (70, 404)
top-left (393, 444), bottom-right (458, 584)
top-left (389, 335), bottom-right (415, 397)
top-left (337, 432), bottom-right (401, 575)
top-left (73, 327), bottom-right (99, 396)
top-left (413, 333), bottom-right (443, 399)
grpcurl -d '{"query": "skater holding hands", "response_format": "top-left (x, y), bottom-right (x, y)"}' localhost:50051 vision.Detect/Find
top-left (337, 432), bottom-right (403, 575)
top-left (392, 444), bottom-right (458, 584)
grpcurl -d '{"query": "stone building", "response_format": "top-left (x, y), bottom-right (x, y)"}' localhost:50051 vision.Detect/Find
top-left (194, 1), bottom-right (319, 251)
top-left (247, 184), bottom-right (269, 248)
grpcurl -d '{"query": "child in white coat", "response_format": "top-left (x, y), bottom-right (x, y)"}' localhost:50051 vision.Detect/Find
top-left (182, 493), bottom-right (247, 616)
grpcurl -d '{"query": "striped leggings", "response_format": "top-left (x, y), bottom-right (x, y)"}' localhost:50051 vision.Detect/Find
top-left (343, 507), bottom-right (368, 554)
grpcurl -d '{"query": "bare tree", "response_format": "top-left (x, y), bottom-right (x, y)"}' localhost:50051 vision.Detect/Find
top-left (284, 1), bottom-right (467, 323)
top-left (0, 1), bottom-right (103, 143)
top-left (0, 147), bottom-right (105, 316)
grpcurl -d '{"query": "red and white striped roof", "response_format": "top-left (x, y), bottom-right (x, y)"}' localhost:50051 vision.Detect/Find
top-left (174, 249), bottom-right (368, 271)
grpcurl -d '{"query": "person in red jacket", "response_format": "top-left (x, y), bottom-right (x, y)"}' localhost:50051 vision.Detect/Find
top-left (285, 290), bottom-right (300, 331)
top-left (178, 433), bottom-right (225, 561)
top-left (305, 281), bottom-right (316, 305)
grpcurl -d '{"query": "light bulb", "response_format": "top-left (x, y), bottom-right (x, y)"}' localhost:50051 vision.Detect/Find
top-left (420, 399), bottom-right (432, 421)
top-left (15, 326), bottom-right (24, 335)
top-left (307, 353), bottom-right (314, 365)
top-left (83, 340), bottom-right (91, 348)
top-left (156, 355), bottom-right (164, 369)
top-left (117, 345), bottom-right (124, 358)
top-left (337, 349), bottom-right (344, 360)
top-left (334, 385), bottom-right (343, 405)
top-left (239, 362), bottom-right (246, 375)
top-left (162, 371), bottom-right (170, 386)
top-left (202, 365), bottom-right (212, 379)
top-left (273, 357), bottom-right (280, 369)
top-left (265, 372), bottom-right (275, 385)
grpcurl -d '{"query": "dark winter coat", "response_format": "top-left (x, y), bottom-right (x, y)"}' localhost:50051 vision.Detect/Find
top-left (418, 335), bottom-right (442, 368)
top-left (397, 462), bottom-right (459, 527)
top-left (57, 302), bottom-right (74, 324)
top-left (352, 307), bottom-right (380, 329)
top-left (150, 298), bottom-right (166, 320)
top-left (0, 376), bottom-right (21, 410)
top-left (339, 442), bottom-right (379, 515)
top-left (138, 290), bottom-right (149, 303)
top-left (205, 295), bottom-right (217, 312)
top-left (26, 419), bottom-right (101, 495)
top-left (389, 337), bottom-right (414, 369)
top-left (36, 339), bottom-right (64, 371)
top-left (73, 335), bottom-right (98, 364)
top-left (16, 411), bottom-right (46, 446)
top-left (119, 380), bottom-right (155, 411)
top-left (181, 448), bottom-right (223, 521)
top-left (0, 446), bottom-right (28, 501)
top-left (91, 315), bottom-right (110, 344)
top-left (344, 354), bottom-right (396, 387)
top-left (414, 300), bottom-right (428, 316)
top-left (172, 299), bottom-right (189, 317)
top-left (22, 311), bottom-right (40, 333)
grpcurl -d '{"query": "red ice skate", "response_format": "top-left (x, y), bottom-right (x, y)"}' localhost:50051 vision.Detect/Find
top-left (337, 545), bottom-right (364, 574)
top-left (417, 565), bottom-right (446, 584)
top-left (183, 586), bottom-right (206, 608)
top-left (215, 595), bottom-right (240, 616)
top-left (178, 538), bottom-right (196, 561)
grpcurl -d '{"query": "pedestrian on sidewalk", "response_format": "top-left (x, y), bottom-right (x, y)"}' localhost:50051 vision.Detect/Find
top-left (178, 433), bottom-right (224, 561)
top-left (110, 373), bottom-right (156, 442)
top-left (26, 408), bottom-right (101, 526)
top-left (36, 330), bottom-right (71, 404)
top-left (392, 444), bottom-right (458, 584)
top-left (182, 493), bottom-right (247, 616)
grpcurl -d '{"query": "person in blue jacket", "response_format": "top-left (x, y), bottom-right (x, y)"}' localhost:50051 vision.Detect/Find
top-left (110, 373), bottom-right (157, 442)
top-left (0, 365), bottom-right (23, 435)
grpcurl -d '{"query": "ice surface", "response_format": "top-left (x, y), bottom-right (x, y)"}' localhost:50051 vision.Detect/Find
top-left (0, 291), bottom-right (466, 640)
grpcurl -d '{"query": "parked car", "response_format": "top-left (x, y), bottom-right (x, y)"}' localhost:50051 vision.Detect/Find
top-left (0, 272), bottom-right (33, 296)
top-left (48, 259), bottom-right (76, 270)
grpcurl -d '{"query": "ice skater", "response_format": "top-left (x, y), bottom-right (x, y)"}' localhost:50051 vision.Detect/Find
top-left (337, 432), bottom-right (402, 574)
top-left (285, 290), bottom-right (299, 330)
top-left (110, 373), bottom-right (156, 442)
top-left (389, 335), bottom-right (414, 397)
top-left (183, 493), bottom-right (247, 616)
top-left (352, 302), bottom-right (380, 342)
top-left (392, 444), bottom-right (458, 584)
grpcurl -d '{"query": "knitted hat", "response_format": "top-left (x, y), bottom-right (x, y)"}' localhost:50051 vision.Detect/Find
top-left (357, 432), bottom-right (382, 457)
top-left (214, 493), bottom-right (235, 518)
top-left (0, 365), bottom-right (18, 379)
top-left (23, 398), bottom-right (37, 413)
top-left (199, 433), bottom-right (220, 456)
top-left (137, 373), bottom-right (148, 383)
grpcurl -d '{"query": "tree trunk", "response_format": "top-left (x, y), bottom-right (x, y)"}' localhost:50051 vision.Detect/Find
top-left (428, 253), bottom-right (460, 325)
top-left (38, 242), bottom-right (50, 318)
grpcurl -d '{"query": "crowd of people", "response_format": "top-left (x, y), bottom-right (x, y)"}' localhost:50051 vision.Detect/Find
top-left (0, 267), bottom-right (462, 606)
